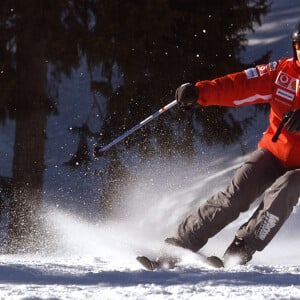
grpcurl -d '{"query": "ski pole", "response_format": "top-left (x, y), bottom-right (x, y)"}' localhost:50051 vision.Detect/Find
top-left (94, 99), bottom-right (177, 156)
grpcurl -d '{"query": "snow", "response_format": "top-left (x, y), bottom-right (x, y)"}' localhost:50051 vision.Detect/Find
top-left (3, 0), bottom-right (300, 299)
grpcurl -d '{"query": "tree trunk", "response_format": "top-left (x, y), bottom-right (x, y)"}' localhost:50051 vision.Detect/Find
top-left (7, 31), bottom-right (48, 253)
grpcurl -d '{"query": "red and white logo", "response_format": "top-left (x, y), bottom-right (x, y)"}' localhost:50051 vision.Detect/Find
top-left (275, 71), bottom-right (298, 93)
top-left (257, 65), bottom-right (268, 76)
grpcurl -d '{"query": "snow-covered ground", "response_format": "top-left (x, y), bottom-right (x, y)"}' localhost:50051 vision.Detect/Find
top-left (3, 0), bottom-right (300, 299)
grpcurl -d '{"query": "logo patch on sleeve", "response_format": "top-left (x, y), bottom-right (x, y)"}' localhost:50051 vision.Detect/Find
top-left (257, 65), bottom-right (268, 76)
top-left (269, 61), bottom-right (278, 71)
top-left (244, 67), bottom-right (259, 79)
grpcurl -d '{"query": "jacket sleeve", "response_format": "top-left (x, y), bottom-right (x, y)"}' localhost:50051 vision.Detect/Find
top-left (195, 61), bottom-right (282, 107)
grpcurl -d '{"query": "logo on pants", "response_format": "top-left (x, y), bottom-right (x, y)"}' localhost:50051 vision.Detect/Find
top-left (256, 212), bottom-right (279, 240)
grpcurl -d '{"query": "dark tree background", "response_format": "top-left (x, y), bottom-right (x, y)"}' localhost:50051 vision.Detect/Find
top-left (0, 0), bottom-right (270, 253)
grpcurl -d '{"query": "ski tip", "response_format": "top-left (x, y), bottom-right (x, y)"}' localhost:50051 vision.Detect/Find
top-left (206, 256), bottom-right (224, 268)
top-left (136, 256), bottom-right (157, 271)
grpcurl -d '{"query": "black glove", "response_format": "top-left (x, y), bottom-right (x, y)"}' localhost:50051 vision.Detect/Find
top-left (284, 109), bottom-right (300, 133)
top-left (175, 83), bottom-right (199, 107)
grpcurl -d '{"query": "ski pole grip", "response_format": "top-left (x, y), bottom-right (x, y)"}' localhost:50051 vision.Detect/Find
top-left (272, 111), bottom-right (292, 143)
top-left (272, 122), bottom-right (284, 142)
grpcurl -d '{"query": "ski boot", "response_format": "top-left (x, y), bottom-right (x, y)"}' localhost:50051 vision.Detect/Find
top-left (223, 236), bottom-right (255, 266)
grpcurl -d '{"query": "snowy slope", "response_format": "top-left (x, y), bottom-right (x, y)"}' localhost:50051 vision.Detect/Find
top-left (2, 0), bottom-right (300, 299)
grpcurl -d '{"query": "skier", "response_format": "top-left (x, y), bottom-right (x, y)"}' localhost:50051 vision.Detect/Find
top-left (165, 23), bottom-right (300, 265)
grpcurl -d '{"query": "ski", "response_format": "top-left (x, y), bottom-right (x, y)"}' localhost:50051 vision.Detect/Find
top-left (136, 254), bottom-right (224, 271)
top-left (136, 255), bottom-right (179, 271)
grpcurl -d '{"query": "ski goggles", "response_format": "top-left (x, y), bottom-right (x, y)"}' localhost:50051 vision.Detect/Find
top-left (293, 41), bottom-right (300, 50)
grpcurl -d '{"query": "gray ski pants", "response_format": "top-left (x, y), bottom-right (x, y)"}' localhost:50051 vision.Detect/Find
top-left (174, 148), bottom-right (300, 252)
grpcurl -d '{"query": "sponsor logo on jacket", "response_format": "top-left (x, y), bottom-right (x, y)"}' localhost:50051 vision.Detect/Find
top-left (276, 71), bottom-right (298, 92)
top-left (275, 71), bottom-right (298, 103)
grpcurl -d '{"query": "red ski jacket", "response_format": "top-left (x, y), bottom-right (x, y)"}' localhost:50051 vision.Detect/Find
top-left (195, 58), bottom-right (300, 169)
